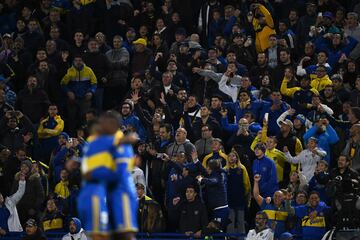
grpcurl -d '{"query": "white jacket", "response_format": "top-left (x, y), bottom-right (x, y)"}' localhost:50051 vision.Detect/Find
top-left (246, 228), bottom-right (274, 240)
top-left (284, 148), bottom-right (326, 182)
top-left (62, 228), bottom-right (87, 240)
top-left (5, 180), bottom-right (26, 232)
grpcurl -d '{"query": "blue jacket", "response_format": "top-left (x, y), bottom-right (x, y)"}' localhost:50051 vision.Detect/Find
top-left (121, 114), bottom-right (147, 141)
top-left (201, 170), bottom-right (228, 209)
top-left (260, 101), bottom-right (290, 135)
top-left (0, 206), bottom-right (10, 231)
top-left (220, 116), bottom-right (262, 135)
top-left (303, 124), bottom-right (339, 164)
top-left (315, 36), bottom-right (358, 68)
top-left (252, 155), bottom-right (278, 197)
top-left (224, 100), bottom-right (264, 123)
top-left (293, 202), bottom-right (330, 240)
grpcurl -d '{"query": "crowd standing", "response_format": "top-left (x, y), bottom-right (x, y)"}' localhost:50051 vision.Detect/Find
top-left (1, 0), bottom-right (360, 239)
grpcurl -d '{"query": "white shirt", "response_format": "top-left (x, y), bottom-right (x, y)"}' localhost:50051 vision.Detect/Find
top-left (164, 85), bottom-right (171, 94)
top-left (218, 74), bottom-right (241, 102)
top-left (246, 228), bottom-right (274, 240)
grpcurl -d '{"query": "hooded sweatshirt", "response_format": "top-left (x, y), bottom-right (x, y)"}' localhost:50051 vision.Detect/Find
top-left (61, 218), bottom-right (87, 240)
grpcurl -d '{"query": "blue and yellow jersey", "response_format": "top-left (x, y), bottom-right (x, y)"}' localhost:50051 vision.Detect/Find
top-left (113, 143), bottom-right (135, 183)
top-left (294, 202), bottom-right (330, 240)
top-left (261, 200), bottom-right (288, 238)
top-left (81, 131), bottom-right (124, 182)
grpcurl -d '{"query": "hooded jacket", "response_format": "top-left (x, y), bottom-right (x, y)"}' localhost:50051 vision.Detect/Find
top-left (61, 64), bottom-right (97, 99)
top-left (61, 218), bottom-right (87, 240)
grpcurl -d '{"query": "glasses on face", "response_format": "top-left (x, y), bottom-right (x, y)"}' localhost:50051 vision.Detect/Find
top-left (202, 129), bottom-right (209, 132)
top-left (255, 217), bottom-right (265, 220)
top-left (122, 106), bottom-right (130, 109)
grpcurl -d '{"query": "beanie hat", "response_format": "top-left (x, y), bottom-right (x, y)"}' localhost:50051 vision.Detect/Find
top-left (295, 114), bottom-right (306, 125)
top-left (59, 132), bottom-right (70, 141)
top-left (70, 217), bottom-right (82, 234)
top-left (21, 160), bottom-right (32, 170)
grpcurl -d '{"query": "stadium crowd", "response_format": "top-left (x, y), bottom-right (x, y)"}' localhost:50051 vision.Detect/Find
top-left (1, 0), bottom-right (360, 239)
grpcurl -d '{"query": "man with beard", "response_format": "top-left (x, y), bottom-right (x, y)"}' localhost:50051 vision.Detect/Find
top-left (119, 100), bottom-right (146, 141)
top-left (246, 211), bottom-right (274, 240)
top-left (61, 217), bottom-right (87, 240)
top-left (341, 124), bottom-right (360, 172)
top-left (15, 75), bottom-right (50, 124)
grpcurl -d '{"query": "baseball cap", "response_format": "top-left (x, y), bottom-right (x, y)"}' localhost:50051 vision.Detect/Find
top-left (2, 33), bottom-right (12, 39)
top-left (133, 38), bottom-right (147, 46)
top-left (280, 232), bottom-right (294, 240)
top-left (25, 219), bottom-right (37, 227)
top-left (279, 119), bottom-right (294, 130)
top-left (323, 11), bottom-right (334, 20)
top-left (254, 143), bottom-right (266, 152)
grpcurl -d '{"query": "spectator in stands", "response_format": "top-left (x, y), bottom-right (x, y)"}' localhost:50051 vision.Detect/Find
top-left (202, 138), bottom-right (227, 167)
top-left (104, 35), bottom-right (129, 110)
top-left (225, 150), bottom-right (250, 234)
top-left (166, 127), bottom-right (196, 163)
top-left (178, 185), bottom-right (208, 237)
top-left (38, 104), bottom-right (64, 163)
top-left (61, 217), bottom-right (87, 240)
top-left (246, 211), bottom-right (274, 240)
top-left (0, 173), bottom-right (25, 233)
top-left (41, 198), bottom-right (64, 232)
top-left (12, 160), bottom-right (45, 226)
top-left (61, 55), bottom-right (97, 135)
top-left (15, 75), bottom-right (50, 124)
top-left (21, 218), bottom-right (47, 240)
top-left (195, 125), bottom-right (214, 161)
top-left (196, 159), bottom-right (228, 230)
top-left (252, 143), bottom-right (278, 197)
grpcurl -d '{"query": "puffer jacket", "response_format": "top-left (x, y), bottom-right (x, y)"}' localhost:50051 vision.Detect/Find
top-left (105, 47), bottom-right (129, 87)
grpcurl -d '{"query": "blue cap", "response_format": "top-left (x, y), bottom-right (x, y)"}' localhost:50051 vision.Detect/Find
top-left (295, 114), bottom-right (306, 125)
top-left (323, 11), bottom-right (334, 20)
top-left (280, 232), bottom-right (294, 240)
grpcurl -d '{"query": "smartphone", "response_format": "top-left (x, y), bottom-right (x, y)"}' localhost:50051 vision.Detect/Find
top-left (264, 113), bottom-right (269, 122)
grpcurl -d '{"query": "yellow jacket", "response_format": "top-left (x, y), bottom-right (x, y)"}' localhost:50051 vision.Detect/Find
top-left (310, 75), bottom-right (332, 92)
top-left (280, 77), bottom-right (319, 98)
top-left (253, 4), bottom-right (276, 52)
top-left (37, 115), bottom-right (64, 139)
top-left (54, 180), bottom-right (70, 199)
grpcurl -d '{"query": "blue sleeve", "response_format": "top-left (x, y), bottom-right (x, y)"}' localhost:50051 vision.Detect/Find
top-left (249, 124), bottom-right (262, 133)
top-left (223, 101), bottom-right (236, 113)
top-left (259, 101), bottom-right (271, 120)
top-left (303, 125), bottom-right (318, 143)
top-left (342, 36), bottom-right (358, 55)
top-left (223, 16), bottom-right (237, 37)
top-left (88, 84), bottom-right (97, 94)
top-left (201, 176), bottom-right (219, 186)
top-left (294, 205), bottom-right (307, 218)
top-left (325, 124), bottom-right (339, 144)
top-left (314, 36), bottom-right (331, 52)
top-left (53, 148), bottom-right (68, 167)
top-left (220, 116), bottom-right (238, 132)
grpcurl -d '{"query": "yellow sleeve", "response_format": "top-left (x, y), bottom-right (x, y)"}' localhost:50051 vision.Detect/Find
top-left (113, 130), bottom-right (124, 146)
top-left (258, 4), bottom-right (274, 28)
top-left (295, 138), bottom-right (303, 155)
top-left (280, 78), bottom-right (300, 97)
top-left (60, 69), bottom-right (71, 85)
top-left (261, 125), bottom-right (268, 143)
top-left (37, 120), bottom-right (49, 139)
top-left (251, 135), bottom-right (260, 152)
top-left (241, 164), bottom-right (251, 196)
top-left (44, 118), bottom-right (64, 137)
top-left (89, 68), bottom-right (97, 85)
top-left (310, 88), bottom-right (319, 96)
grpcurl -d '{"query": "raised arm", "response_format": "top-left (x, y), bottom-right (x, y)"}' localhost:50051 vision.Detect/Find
top-left (253, 174), bottom-right (264, 206)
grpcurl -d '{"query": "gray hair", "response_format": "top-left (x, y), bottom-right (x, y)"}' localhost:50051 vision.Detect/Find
top-left (347, 12), bottom-right (359, 21)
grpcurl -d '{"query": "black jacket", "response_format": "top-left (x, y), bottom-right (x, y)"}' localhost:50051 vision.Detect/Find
top-left (178, 197), bottom-right (208, 234)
